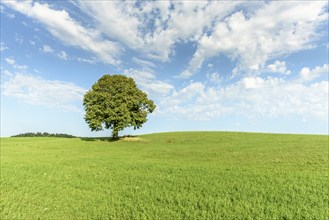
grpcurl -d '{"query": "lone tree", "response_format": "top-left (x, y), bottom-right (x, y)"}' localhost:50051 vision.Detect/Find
top-left (83, 74), bottom-right (156, 139)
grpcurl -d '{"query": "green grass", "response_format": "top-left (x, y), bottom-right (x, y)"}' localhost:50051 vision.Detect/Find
top-left (1, 132), bottom-right (328, 219)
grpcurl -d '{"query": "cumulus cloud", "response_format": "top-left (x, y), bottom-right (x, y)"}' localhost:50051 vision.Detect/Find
top-left (77, 1), bottom-right (240, 62)
top-left (242, 76), bottom-right (282, 89)
top-left (159, 76), bottom-right (328, 120)
top-left (5, 57), bottom-right (28, 70)
top-left (266, 60), bottom-right (291, 74)
top-left (207, 72), bottom-right (221, 84)
top-left (75, 57), bottom-right (97, 65)
top-left (78, 1), bottom-right (143, 50)
top-left (57, 51), bottom-right (68, 60)
top-left (132, 57), bottom-right (156, 72)
top-left (41, 45), bottom-right (69, 61)
top-left (5, 58), bottom-right (15, 65)
top-left (300, 64), bottom-right (328, 82)
top-left (42, 45), bottom-right (54, 53)
top-left (15, 33), bottom-right (23, 45)
top-left (1, 73), bottom-right (87, 112)
top-left (180, 1), bottom-right (328, 78)
top-left (0, 42), bottom-right (8, 51)
top-left (0, 4), bottom-right (15, 18)
top-left (123, 69), bottom-right (174, 98)
top-left (3, 1), bottom-right (121, 65)
top-left (4, 1), bottom-right (326, 76)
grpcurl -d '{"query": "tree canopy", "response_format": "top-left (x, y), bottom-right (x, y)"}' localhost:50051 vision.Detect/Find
top-left (83, 74), bottom-right (156, 139)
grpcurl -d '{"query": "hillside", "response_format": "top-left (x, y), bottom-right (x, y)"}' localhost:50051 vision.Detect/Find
top-left (1, 132), bottom-right (328, 219)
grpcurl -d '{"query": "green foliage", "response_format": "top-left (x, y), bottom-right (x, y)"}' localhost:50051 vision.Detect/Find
top-left (11, 132), bottom-right (76, 138)
top-left (83, 74), bottom-right (156, 138)
top-left (1, 132), bottom-right (328, 219)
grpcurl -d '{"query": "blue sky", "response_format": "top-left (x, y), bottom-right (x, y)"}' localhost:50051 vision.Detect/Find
top-left (1, 1), bottom-right (328, 137)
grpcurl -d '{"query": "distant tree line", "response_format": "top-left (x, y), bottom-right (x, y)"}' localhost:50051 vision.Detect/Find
top-left (11, 132), bottom-right (76, 138)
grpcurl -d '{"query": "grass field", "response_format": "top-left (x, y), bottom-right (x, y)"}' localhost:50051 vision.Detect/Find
top-left (1, 132), bottom-right (328, 219)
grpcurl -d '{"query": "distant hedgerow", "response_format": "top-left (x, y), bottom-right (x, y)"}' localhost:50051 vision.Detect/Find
top-left (11, 132), bottom-right (76, 138)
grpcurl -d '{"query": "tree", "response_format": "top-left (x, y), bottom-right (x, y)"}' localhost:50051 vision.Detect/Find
top-left (83, 74), bottom-right (156, 139)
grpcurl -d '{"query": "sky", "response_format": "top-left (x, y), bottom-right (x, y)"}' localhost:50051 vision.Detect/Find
top-left (0, 1), bottom-right (328, 137)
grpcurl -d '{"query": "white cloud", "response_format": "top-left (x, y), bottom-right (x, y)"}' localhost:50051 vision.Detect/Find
top-left (5, 57), bottom-right (28, 70)
top-left (3, 1), bottom-right (327, 82)
top-left (159, 77), bottom-right (328, 120)
top-left (266, 60), bottom-right (291, 74)
top-left (5, 58), bottom-right (15, 65)
top-left (42, 45), bottom-right (54, 53)
top-left (79, 1), bottom-right (142, 49)
top-left (77, 1), bottom-right (241, 62)
top-left (76, 57), bottom-right (97, 64)
top-left (207, 72), bottom-right (221, 84)
top-left (0, 4), bottom-right (15, 18)
top-left (132, 57), bottom-right (156, 72)
top-left (177, 70), bottom-right (193, 79)
top-left (3, 1), bottom-right (121, 65)
top-left (124, 68), bottom-right (155, 81)
top-left (123, 69), bottom-right (174, 97)
top-left (300, 64), bottom-right (328, 82)
top-left (57, 51), bottom-right (68, 60)
top-left (159, 82), bottom-right (229, 120)
top-left (41, 46), bottom-right (69, 60)
top-left (15, 33), bottom-right (23, 44)
top-left (242, 76), bottom-right (282, 89)
top-left (180, 1), bottom-right (328, 78)
top-left (165, 82), bottom-right (206, 105)
top-left (0, 42), bottom-right (8, 51)
top-left (1, 73), bottom-right (87, 112)
top-left (242, 77), bottom-right (266, 89)
top-left (1, 69), bottom-right (14, 78)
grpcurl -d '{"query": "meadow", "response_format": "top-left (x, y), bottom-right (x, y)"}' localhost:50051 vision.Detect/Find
top-left (1, 132), bottom-right (328, 219)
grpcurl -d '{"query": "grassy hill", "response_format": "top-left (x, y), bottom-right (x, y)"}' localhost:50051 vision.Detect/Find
top-left (1, 132), bottom-right (328, 219)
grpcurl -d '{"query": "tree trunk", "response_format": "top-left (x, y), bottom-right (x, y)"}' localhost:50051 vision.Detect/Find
top-left (112, 126), bottom-right (119, 140)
